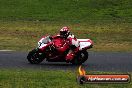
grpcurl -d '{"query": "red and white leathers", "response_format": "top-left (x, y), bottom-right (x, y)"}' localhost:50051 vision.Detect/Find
top-left (66, 34), bottom-right (80, 62)
top-left (52, 34), bottom-right (69, 53)
top-left (52, 34), bottom-right (80, 62)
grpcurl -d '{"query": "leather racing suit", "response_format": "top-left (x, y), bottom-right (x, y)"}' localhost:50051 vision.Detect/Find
top-left (51, 33), bottom-right (80, 62)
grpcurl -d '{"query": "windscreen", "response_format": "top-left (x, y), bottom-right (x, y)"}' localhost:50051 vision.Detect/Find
top-left (42, 36), bottom-right (51, 44)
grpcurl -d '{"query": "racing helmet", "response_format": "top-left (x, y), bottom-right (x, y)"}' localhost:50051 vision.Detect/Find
top-left (60, 26), bottom-right (70, 38)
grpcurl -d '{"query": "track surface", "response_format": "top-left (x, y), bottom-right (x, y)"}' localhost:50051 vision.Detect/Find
top-left (0, 51), bottom-right (132, 72)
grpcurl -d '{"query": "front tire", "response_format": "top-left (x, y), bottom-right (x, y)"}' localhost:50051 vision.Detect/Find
top-left (71, 50), bottom-right (88, 65)
top-left (27, 49), bottom-right (44, 64)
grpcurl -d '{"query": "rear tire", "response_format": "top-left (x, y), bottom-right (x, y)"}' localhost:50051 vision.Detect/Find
top-left (71, 51), bottom-right (88, 65)
top-left (27, 49), bottom-right (44, 64)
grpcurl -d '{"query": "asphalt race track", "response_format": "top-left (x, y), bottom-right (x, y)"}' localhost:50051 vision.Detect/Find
top-left (0, 51), bottom-right (132, 72)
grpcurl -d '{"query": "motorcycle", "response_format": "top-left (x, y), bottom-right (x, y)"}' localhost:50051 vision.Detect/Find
top-left (27, 35), bottom-right (93, 65)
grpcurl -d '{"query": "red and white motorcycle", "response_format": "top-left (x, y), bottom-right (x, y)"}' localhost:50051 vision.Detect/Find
top-left (27, 35), bottom-right (93, 65)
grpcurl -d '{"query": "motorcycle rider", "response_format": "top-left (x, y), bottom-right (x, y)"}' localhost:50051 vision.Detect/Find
top-left (51, 26), bottom-right (80, 62)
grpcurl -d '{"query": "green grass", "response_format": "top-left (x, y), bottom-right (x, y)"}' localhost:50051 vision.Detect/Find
top-left (0, 69), bottom-right (131, 88)
top-left (0, 21), bottom-right (131, 52)
top-left (0, 0), bottom-right (132, 52)
top-left (0, 0), bottom-right (131, 23)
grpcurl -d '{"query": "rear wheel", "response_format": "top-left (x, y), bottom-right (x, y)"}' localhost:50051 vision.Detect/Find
top-left (27, 49), bottom-right (44, 64)
top-left (71, 51), bottom-right (88, 65)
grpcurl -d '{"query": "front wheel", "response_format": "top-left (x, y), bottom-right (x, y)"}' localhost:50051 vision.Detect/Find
top-left (27, 49), bottom-right (44, 64)
top-left (71, 50), bottom-right (88, 65)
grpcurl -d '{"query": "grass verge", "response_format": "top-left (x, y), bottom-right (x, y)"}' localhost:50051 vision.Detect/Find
top-left (0, 0), bottom-right (131, 23)
top-left (0, 21), bottom-right (131, 52)
top-left (0, 69), bottom-right (131, 88)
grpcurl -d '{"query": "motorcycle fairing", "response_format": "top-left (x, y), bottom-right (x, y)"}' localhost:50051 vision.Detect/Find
top-left (77, 39), bottom-right (93, 50)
